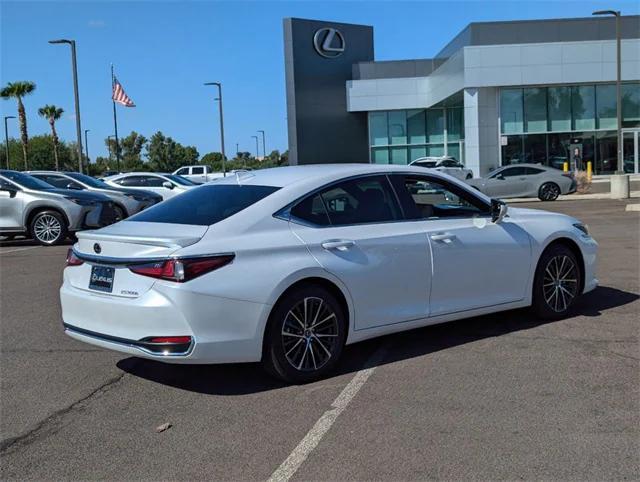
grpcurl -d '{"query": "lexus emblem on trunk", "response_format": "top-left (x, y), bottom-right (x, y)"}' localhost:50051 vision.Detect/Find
top-left (93, 243), bottom-right (101, 254)
top-left (313, 28), bottom-right (345, 58)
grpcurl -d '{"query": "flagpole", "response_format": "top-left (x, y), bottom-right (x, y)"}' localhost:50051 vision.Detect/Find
top-left (111, 64), bottom-right (121, 172)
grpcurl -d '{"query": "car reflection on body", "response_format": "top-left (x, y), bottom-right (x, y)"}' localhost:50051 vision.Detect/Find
top-left (61, 164), bottom-right (597, 382)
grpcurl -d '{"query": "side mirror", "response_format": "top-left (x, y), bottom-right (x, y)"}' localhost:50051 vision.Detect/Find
top-left (162, 181), bottom-right (174, 190)
top-left (0, 188), bottom-right (17, 198)
top-left (491, 199), bottom-right (508, 223)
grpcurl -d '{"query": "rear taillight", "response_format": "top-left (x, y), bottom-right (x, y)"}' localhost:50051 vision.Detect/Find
top-left (128, 255), bottom-right (234, 282)
top-left (66, 249), bottom-right (84, 267)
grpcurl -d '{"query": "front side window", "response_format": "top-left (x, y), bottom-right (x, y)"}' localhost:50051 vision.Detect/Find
top-left (391, 175), bottom-right (488, 220)
top-left (115, 176), bottom-right (146, 187)
top-left (501, 167), bottom-right (527, 177)
top-left (0, 171), bottom-right (55, 190)
top-left (130, 184), bottom-right (279, 226)
top-left (144, 176), bottom-right (166, 187)
top-left (175, 167), bottom-right (189, 176)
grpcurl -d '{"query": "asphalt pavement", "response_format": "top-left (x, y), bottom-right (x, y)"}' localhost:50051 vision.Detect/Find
top-left (1, 199), bottom-right (638, 480)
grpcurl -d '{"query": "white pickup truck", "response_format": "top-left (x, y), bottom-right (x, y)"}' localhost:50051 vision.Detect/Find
top-left (172, 165), bottom-right (225, 184)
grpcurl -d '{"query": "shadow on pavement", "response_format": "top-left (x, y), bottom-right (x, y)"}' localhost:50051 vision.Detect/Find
top-left (0, 237), bottom-right (73, 248)
top-left (117, 285), bottom-right (638, 395)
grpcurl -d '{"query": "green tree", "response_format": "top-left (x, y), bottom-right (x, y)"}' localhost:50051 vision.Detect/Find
top-left (200, 152), bottom-right (224, 171)
top-left (121, 131), bottom-right (147, 171)
top-left (37, 104), bottom-right (64, 171)
top-left (1, 81), bottom-right (36, 170)
top-left (145, 131), bottom-right (198, 172)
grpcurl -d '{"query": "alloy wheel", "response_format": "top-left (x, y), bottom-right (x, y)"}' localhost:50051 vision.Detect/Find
top-left (33, 214), bottom-right (62, 244)
top-left (281, 296), bottom-right (339, 372)
top-left (540, 183), bottom-right (560, 201)
top-left (543, 255), bottom-right (578, 312)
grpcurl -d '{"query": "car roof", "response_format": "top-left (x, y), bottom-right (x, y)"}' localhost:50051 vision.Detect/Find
top-left (211, 163), bottom-right (453, 188)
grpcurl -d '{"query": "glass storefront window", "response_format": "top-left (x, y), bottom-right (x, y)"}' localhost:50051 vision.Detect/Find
top-left (523, 134), bottom-right (546, 164)
top-left (426, 144), bottom-right (445, 157)
top-left (390, 147), bottom-right (408, 164)
top-left (447, 108), bottom-right (464, 141)
top-left (596, 84), bottom-right (617, 129)
top-left (407, 110), bottom-right (426, 144)
top-left (622, 82), bottom-right (640, 128)
top-left (369, 112), bottom-right (388, 146)
top-left (501, 89), bottom-right (523, 134)
top-left (427, 110), bottom-right (445, 143)
top-left (548, 86), bottom-right (571, 132)
top-left (596, 131), bottom-right (618, 174)
top-left (524, 88), bottom-right (547, 133)
top-left (572, 85), bottom-right (595, 131)
top-left (501, 135), bottom-right (523, 165)
top-left (409, 146), bottom-right (426, 162)
top-left (388, 111), bottom-right (407, 145)
top-left (447, 142), bottom-right (461, 161)
top-left (371, 147), bottom-right (389, 164)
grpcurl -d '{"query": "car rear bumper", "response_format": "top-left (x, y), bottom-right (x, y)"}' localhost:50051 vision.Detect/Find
top-left (59, 279), bottom-right (270, 364)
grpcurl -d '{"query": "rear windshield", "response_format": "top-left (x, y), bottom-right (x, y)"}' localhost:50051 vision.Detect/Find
top-left (128, 184), bottom-right (280, 226)
top-left (165, 174), bottom-right (196, 186)
top-left (413, 161), bottom-right (437, 168)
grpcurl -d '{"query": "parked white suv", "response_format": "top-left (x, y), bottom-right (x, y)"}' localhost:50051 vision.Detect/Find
top-left (173, 165), bottom-right (224, 184)
top-left (410, 157), bottom-right (474, 180)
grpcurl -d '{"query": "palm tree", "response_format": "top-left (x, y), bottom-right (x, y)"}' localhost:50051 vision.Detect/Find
top-left (38, 105), bottom-right (64, 171)
top-left (1, 81), bottom-right (36, 170)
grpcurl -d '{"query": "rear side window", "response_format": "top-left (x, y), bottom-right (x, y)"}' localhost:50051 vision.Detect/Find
top-left (192, 167), bottom-right (204, 175)
top-left (129, 184), bottom-right (280, 226)
top-left (291, 175), bottom-right (400, 226)
top-left (526, 167), bottom-right (545, 175)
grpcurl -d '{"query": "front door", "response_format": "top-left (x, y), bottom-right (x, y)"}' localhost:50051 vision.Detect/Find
top-left (390, 174), bottom-right (532, 316)
top-left (0, 178), bottom-right (23, 230)
top-left (288, 174), bottom-right (431, 330)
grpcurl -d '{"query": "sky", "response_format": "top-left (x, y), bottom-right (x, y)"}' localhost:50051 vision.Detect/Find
top-left (2, 0), bottom-right (639, 161)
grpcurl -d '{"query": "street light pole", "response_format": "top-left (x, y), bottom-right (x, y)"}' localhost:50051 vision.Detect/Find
top-left (257, 130), bottom-right (266, 159)
top-left (252, 135), bottom-right (259, 160)
top-left (49, 39), bottom-right (83, 173)
top-left (204, 82), bottom-right (226, 176)
top-left (4, 115), bottom-right (15, 169)
top-left (84, 129), bottom-right (90, 165)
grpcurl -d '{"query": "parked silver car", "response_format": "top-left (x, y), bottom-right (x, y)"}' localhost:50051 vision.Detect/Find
top-left (409, 156), bottom-right (474, 180)
top-left (0, 170), bottom-right (118, 246)
top-left (465, 164), bottom-right (576, 201)
top-left (28, 171), bottom-right (162, 220)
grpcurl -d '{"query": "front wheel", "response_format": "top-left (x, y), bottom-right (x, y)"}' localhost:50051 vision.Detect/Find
top-left (263, 285), bottom-right (347, 383)
top-left (30, 210), bottom-right (67, 246)
top-left (538, 182), bottom-right (560, 201)
top-left (532, 244), bottom-right (582, 320)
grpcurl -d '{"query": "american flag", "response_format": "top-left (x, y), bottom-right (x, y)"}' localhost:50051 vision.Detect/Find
top-left (112, 77), bottom-right (135, 107)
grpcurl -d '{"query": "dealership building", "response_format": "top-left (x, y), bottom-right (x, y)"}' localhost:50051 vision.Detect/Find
top-left (283, 15), bottom-right (640, 176)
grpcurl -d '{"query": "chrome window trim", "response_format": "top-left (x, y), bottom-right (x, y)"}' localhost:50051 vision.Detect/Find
top-left (274, 171), bottom-right (491, 229)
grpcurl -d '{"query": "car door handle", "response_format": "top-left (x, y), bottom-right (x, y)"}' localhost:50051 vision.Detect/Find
top-left (321, 239), bottom-right (355, 251)
top-left (430, 233), bottom-right (456, 242)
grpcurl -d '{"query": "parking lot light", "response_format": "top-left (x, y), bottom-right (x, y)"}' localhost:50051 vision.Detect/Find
top-left (204, 82), bottom-right (226, 176)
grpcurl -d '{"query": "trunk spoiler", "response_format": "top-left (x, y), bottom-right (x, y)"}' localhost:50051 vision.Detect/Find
top-left (76, 230), bottom-right (201, 249)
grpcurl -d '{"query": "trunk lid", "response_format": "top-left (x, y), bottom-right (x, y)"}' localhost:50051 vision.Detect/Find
top-left (69, 221), bottom-right (208, 298)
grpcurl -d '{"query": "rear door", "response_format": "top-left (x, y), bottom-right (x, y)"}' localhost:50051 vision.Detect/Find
top-left (390, 174), bottom-right (531, 316)
top-left (288, 174), bottom-right (432, 330)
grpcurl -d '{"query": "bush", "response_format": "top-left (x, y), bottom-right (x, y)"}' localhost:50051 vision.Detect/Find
top-left (574, 170), bottom-right (592, 194)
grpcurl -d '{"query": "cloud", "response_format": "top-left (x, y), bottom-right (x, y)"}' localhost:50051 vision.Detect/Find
top-left (88, 20), bottom-right (105, 28)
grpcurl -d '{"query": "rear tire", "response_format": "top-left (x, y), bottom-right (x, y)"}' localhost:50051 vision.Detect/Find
top-left (262, 285), bottom-right (347, 384)
top-left (113, 205), bottom-right (127, 222)
top-left (532, 244), bottom-right (582, 320)
top-left (538, 182), bottom-right (560, 201)
top-left (30, 210), bottom-right (67, 246)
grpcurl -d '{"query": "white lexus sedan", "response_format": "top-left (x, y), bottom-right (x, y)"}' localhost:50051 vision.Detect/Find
top-left (60, 164), bottom-right (597, 383)
top-left (104, 172), bottom-right (197, 200)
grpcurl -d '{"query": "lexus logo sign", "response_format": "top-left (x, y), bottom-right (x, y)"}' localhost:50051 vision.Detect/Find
top-left (313, 28), bottom-right (345, 58)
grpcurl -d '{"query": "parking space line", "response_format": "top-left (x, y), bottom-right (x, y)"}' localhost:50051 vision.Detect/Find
top-left (0, 246), bottom-right (41, 255)
top-left (268, 345), bottom-right (388, 482)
